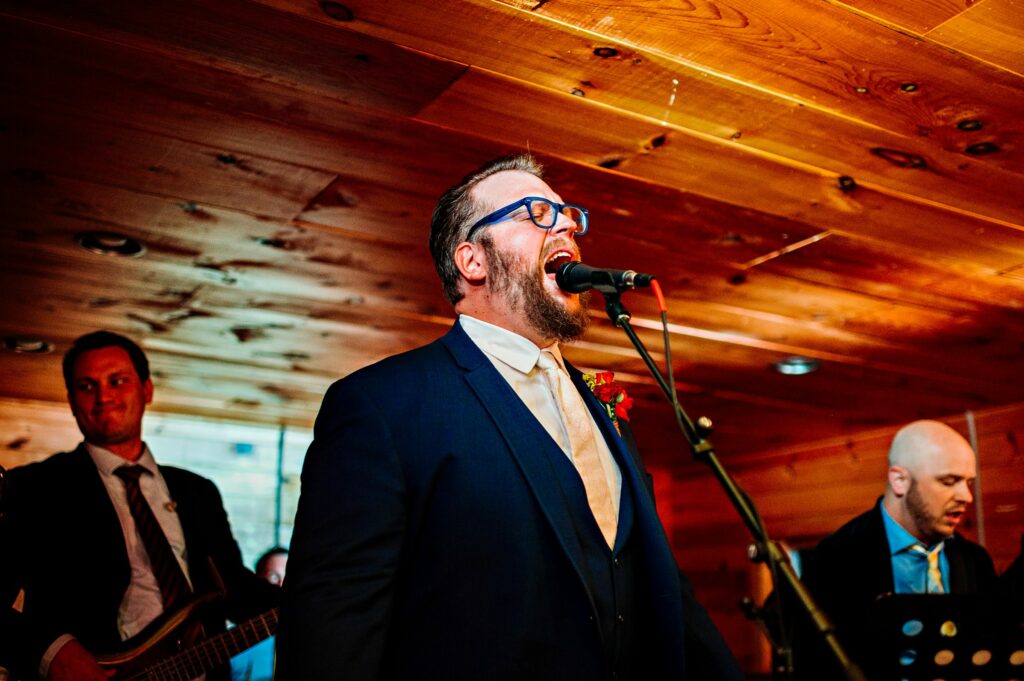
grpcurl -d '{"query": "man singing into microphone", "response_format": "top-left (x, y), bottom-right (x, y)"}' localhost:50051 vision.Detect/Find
top-left (277, 154), bottom-right (742, 681)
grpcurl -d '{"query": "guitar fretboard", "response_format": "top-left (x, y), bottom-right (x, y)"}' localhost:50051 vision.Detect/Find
top-left (126, 608), bottom-right (279, 681)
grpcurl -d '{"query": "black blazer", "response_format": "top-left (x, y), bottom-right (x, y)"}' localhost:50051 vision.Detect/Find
top-left (0, 444), bottom-right (278, 680)
top-left (798, 502), bottom-right (997, 677)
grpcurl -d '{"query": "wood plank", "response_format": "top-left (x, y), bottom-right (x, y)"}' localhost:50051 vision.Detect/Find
top-left (3, 109), bottom-right (334, 221)
top-left (1, 176), bottom-right (446, 310)
top-left (415, 67), bottom-right (1024, 274)
top-left (16, 17), bottom-right (1015, 387)
top-left (0, 9), bottom-right (488, 190)
top-left (251, 0), bottom-right (1024, 227)
top-left (9, 8), bottom-right (1024, 278)
top-left (623, 149), bottom-right (1024, 272)
top-left (0, 399), bottom-right (83, 469)
top-left (757, 233), bottom-right (1024, 314)
top-left (826, 0), bottom-right (969, 34)
top-left (0, 13), bottom-right (513, 231)
top-left (928, 0), bottom-right (1024, 77)
top-left (0, 0), bottom-right (467, 118)
top-left (586, 305), bottom-right (1022, 398)
top-left (0, 174), bottom-right (459, 428)
top-left (513, 0), bottom-right (1024, 172)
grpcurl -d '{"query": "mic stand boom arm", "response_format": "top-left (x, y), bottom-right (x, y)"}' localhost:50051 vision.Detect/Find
top-left (600, 291), bottom-right (867, 681)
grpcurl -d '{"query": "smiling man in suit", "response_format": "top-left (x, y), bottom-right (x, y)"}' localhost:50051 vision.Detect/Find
top-left (0, 331), bottom-right (278, 681)
top-left (277, 154), bottom-right (742, 681)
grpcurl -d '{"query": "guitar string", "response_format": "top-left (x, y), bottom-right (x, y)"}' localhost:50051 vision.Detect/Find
top-left (123, 610), bottom-right (279, 681)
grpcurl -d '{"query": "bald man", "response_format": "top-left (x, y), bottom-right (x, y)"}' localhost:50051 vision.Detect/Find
top-left (798, 420), bottom-right (997, 676)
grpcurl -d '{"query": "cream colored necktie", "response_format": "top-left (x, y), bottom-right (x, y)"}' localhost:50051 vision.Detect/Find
top-left (537, 349), bottom-right (618, 548)
top-left (910, 543), bottom-right (945, 593)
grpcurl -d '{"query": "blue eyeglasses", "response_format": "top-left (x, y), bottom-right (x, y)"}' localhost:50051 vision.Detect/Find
top-left (466, 197), bottom-right (589, 241)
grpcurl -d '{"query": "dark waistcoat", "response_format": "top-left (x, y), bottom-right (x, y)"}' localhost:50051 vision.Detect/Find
top-left (541, 428), bottom-right (644, 680)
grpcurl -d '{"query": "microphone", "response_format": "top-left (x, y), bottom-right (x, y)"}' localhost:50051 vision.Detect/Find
top-left (556, 261), bottom-right (655, 294)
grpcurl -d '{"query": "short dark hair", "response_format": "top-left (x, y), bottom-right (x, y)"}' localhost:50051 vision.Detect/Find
top-left (429, 154), bottom-right (544, 305)
top-left (256, 546), bottom-right (289, 574)
top-left (62, 331), bottom-right (150, 391)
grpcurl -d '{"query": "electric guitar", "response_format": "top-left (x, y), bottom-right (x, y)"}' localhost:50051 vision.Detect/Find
top-left (96, 593), bottom-right (277, 681)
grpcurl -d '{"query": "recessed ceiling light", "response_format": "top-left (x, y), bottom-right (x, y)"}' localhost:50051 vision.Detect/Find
top-left (76, 231), bottom-right (146, 258)
top-left (773, 356), bottom-right (820, 375)
top-left (3, 337), bottom-right (54, 354)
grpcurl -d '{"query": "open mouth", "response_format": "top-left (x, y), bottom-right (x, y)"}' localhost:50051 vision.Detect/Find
top-left (543, 249), bottom-right (576, 276)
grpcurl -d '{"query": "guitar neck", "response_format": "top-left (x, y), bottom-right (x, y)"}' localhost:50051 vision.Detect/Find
top-left (147, 608), bottom-right (279, 680)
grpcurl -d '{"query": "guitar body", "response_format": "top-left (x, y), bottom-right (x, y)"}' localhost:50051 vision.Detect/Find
top-left (96, 593), bottom-right (214, 679)
top-left (94, 594), bottom-right (278, 681)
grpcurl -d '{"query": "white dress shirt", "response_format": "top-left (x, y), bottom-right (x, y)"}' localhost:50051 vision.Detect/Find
top-left (86, 442), bottom-right (194, 639)
top-left (459, 315), bottom-right (622, 516)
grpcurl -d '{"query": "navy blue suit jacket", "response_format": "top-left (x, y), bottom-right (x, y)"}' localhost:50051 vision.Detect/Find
top-left (278, 321), bottom-right (689, 680)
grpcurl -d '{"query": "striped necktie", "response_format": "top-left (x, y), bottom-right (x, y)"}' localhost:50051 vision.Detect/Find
top-left (115, 465), bottom-right (192, 609)
top-left (909, 543), bottom-right (945, 593)
top-left (537, 349), bottom-right (618, 548)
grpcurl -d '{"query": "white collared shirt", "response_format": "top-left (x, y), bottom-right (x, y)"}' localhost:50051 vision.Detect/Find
top-left (85, 442), bottom-right (193, 639)
top-left (459, 315), bottom-right (621, 516)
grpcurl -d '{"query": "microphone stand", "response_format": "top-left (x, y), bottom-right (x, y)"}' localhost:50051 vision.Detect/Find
top-left (600, 290), bottom-right (867, 681)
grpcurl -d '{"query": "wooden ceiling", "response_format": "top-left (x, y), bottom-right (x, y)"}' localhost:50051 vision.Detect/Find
top-left (2, 0), bottom-right (1023, 466)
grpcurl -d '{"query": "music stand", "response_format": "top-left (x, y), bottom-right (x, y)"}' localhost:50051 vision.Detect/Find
top-left (869, 594), bottom-right (1024, 681)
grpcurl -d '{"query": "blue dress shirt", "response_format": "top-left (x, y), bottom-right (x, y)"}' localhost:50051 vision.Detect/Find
top-left (880, 501), bottom-right (951, 593)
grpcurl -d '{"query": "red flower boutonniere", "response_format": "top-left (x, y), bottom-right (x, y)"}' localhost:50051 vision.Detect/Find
top-left (583, 371), bottom-right (634, 434)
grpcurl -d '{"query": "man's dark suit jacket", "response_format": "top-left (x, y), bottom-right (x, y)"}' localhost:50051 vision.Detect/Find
top-left (0, 445), bottom-right (278, 680)
top-left (798, 502), bottom-right (997, 677)
top-left (278, 321), bottom-right (740, 681)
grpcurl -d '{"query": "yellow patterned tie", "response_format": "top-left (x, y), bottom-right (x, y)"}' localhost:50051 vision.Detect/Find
top-left (910, 544), bottom-right (945, 593)
top-left (538, 349), bottom-right (618, 548)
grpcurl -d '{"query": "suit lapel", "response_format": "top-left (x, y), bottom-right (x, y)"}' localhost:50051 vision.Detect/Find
top-left (867, 504), bottom-right (898, 595)
top-left (441, 322), bottom-right (686, 651)
top-left (68, 445), bottom-right (134, 611)
top-left (441, 323), bottom-right (593, 594)
top-left (945, 536), bottom-right (970, 593)
top-left (567, 365), bottom-right (638, 549)
top-left (567, 362), bottom-right (681, 576)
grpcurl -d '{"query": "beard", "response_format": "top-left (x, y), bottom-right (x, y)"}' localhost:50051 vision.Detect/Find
top-left (481, 234), bottom-right (591, 342)
top-left (906, 477), bottom-right (944, 543)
